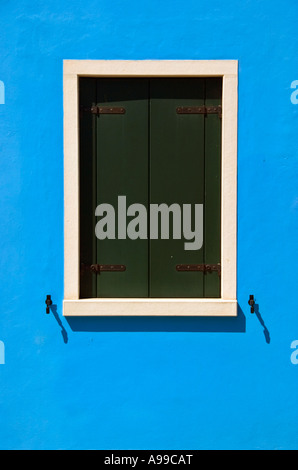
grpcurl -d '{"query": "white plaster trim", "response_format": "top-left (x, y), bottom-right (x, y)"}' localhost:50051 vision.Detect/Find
top-left (63, 60), bottom-right (238, 316)
top-left (63, 299), bottom-right (238, 317)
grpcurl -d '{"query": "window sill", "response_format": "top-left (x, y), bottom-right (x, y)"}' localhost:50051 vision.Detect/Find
top-left (63, 60), bottom-right (238, 318)
top-left (63, 298), bottom-right (238, 317)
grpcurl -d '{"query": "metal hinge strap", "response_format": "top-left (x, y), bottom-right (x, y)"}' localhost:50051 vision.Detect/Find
top-left (176, 264), bottom-right (221, 276)
top-left (80, 105), bottom-right (126, 115)
top-left (81, 264), bottom-right (126, 274)
top-left (176, 105), bottom-right (222, 117)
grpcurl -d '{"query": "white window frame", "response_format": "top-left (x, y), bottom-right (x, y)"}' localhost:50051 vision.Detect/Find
top-left (63, 60), bottom-right (238, 316)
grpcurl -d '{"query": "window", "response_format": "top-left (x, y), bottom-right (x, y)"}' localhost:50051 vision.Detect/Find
top-left (63, 61), bottom-right (238, 316)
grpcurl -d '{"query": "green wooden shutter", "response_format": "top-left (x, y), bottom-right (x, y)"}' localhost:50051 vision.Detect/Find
top-left (96, 79), bottom-right (149, 298)
top-left (80, 78), bottom-right (149, 298)
top-left (79, 77), bottom-right (222, 299)
top-left (149, 78), bottom-right (205, 297)
top-left (204, 78), bottom-right (222, 298)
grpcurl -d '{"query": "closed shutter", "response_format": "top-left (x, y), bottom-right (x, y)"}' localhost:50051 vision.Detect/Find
top-left (79, 77), bottom-right (222, 299)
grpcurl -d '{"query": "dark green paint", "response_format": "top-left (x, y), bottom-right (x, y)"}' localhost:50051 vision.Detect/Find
top-left (204, 78), bottom-right (222, 298)
top-left (95, 79), bottom-right (149, 297)
top-left (79, 78), bottom-right (222, 299)
top-left (149, 79), bottom-right (205, 297)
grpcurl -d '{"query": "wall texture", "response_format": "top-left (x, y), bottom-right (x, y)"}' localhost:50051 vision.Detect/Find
top-left (0, 0), bottom-right (297, 450)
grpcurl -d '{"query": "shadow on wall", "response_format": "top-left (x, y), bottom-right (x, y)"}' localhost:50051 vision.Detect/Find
top-left (50, 301), bottom-right (270, 342)
top-left (50, 304), bottom-right (68, 343)
top-left (254, 302), bottom-right (270, 344)
top-left (65, 305), bottom-right (246, 333)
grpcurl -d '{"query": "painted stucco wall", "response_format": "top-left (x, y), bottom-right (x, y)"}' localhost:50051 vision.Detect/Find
top-left (0, 0), bottom-right (297, 450)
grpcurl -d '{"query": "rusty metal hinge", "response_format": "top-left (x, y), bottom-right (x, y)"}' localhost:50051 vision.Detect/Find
top-left (80, 105), bottom-right (126, 115)
top-left (176, 263), bottom-right (221, 277)
top-left (81, 263), bottom-right (126, 274)
top-left (176, 105), bottom-right (222, 118)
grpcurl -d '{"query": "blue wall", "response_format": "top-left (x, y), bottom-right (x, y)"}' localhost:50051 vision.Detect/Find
top-left (0, 0), bottom-right (298, 450)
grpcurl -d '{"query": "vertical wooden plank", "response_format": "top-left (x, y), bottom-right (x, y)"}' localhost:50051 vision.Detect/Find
top-left (149, 78), bottom-right (205, 297)
top-left (204, 78), bottom-right (222, 297)
top-left (96, 78), bottom-right (149, 297)
top-left (79, 78), bottom-right (97, 298)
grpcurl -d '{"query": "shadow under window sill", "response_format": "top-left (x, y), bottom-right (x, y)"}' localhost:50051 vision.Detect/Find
top-left (65, 304), bottom-right (246, 333)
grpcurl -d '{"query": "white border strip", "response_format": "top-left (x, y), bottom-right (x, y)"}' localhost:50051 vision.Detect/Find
top-left (63, 60), bottom-right (238, 316)
top-left (63, 299), bottom-right (238, 317)
top-left (63, 59), bottom-right (238, 77)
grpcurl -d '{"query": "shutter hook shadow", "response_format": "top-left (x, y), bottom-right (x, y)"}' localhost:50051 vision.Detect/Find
top-left (49, 304), bottom-right (68, 344)
top-left (254, 302), bottom-right (270, 344)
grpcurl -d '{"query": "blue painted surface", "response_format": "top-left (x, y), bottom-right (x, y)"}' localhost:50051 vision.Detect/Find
top-left (0, 0), bottom-right (298, 450)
